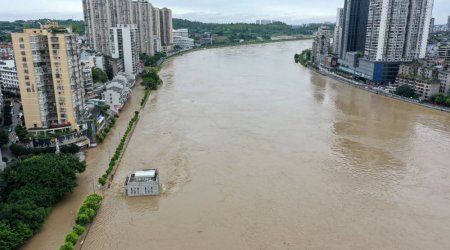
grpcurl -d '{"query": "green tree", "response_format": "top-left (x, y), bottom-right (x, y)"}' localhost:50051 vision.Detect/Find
top-left (0, 129), bottom-right (9, 147)
top-left (15, 125), bottom-right (29, 142)
top-left (395, 85), bottom-right (416, 98)
top-left (92, 68), bottom-right (108, 83)
top-left (60, 242), bottom-right (75, 250)
top-left (65, 232), bottom-right (79, 245)
top-left (0, 154), bottom-right (86, 249)
top-left (73, 225), bottom-right (85, 236)
top-left (76, 213), bottom-right (90, 226)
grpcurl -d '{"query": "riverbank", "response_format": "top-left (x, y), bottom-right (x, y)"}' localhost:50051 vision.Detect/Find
top-left (301, 63), bottom-right (450, 114)
top-left (20, 85), bottom-right (147, 250)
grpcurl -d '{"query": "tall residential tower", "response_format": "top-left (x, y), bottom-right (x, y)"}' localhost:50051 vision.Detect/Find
top-left (132, 0), bottom-right (155, 56)
top-left (364, 0), bottom-right (433, 61)
top-left (159, 8), bottom-right (173, 52)
top-left (11, 23), bottom-right (85, 131)
top-left (340, 0), bottom-right (370, 58)
top-left (333, 8), bottom-right (344, 55)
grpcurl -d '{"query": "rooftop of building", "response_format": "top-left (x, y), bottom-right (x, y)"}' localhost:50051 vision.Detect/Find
top-left (129, 169), bottom-right (159, 183)
top-left (0, 60), bottom-right (15, 69)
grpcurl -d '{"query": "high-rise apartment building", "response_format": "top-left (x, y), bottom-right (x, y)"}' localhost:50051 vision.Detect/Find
top-left (132, 0), bottom-right (155, 56)
top-left (340, 0), bottom-right (370, 58)
top-left (83, 0), bottom-right (113, 55)
top-left (447, 16), bottom-right (450, 32)
top-left (364, 0), bottom-right (433, 62)
top-left (333, 8), bottom-right (344, 55)
top-left (110, 24), bottom-right (140, 76)
top-left (312, 26), bottom-right (332, 65)
top-left (159, 8), bottom-right (173, 52)
top-left (430, 17), bottom-right (435, 33)
top-left (83, 0), bottom-right (133, 56)
top-left (11, 23), bottom-right (85, 131)
top-left (111, 0), bottom-right (133, 25)
top-left (152, 7), bottom-right (162, 53)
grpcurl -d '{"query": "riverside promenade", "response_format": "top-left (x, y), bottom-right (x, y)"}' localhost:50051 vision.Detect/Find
top-left (314, 65), bottom-right (450, 114)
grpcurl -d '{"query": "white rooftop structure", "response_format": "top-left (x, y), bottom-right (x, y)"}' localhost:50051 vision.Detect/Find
top-left (125, 169), bottom-right (160, 196)
top-left (135, 170), bottom-right (156, 178)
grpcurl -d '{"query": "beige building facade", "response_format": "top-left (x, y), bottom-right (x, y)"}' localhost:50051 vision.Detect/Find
top-left (12, 24), bottom-right (85, 131)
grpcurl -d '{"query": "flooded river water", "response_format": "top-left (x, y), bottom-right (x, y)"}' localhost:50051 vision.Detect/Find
top-left (46, 40), bottom-right (450, 249)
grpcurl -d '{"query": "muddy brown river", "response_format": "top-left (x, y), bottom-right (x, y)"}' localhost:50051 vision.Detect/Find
top-left (29, 40), bottom-right (450, 250)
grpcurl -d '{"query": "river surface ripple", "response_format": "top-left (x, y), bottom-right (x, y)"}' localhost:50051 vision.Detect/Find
top-left (83, 40), bottom-right (450, 250)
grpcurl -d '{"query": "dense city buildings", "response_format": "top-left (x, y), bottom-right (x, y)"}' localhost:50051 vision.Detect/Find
top-left (0, 60), bottom-right (20, 93)
top-left (101, 72), bottom-right (134, 114)
top-left (159, 8), bottom-right (174, 52)
top-left (0, 43), bottom-right (14, 60)
top-left (110, 24), bottom-right (140, 76)
top-left (437, 42), bottom-right (450, 62)
top-left (340, 0), bottom-right (369, 58)
top-left (335, 0), bottom-right (434, 84)
top-left (83, 0), bottom-right (174, 70)
top-left (395, 60), bottom-right (450, 99)
top-left (312, 25), bottom-right (332, 65)
top-left (11, 23), bottom-right (86, 131)
top-left (333, 8), bottom-right (344, 55)
top-left (132, 0), bottom-right (155, 56)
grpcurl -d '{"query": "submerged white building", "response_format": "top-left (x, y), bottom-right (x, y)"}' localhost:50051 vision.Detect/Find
top-left (125, 169), bottom-right (160, 196)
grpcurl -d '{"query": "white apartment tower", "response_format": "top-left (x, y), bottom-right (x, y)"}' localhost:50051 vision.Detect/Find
top-left (364, 0), bottom-right (433, 62)
top-left (110, 24), bottom-right (140, 76)
top-left (333, 8), bottom-right (344, 55)
top-left (159, 8), bottom-right (174, 52)
top-left (83, 0), bottom-right (133, 56)
top-left (132, 0), bottom-right (155, 56)
top-left (312, 26), bottom-right (332, 65)
top-left (152, 7), bottom-right (162, 53)
top-left (83, 0), bottom-right (113, 55)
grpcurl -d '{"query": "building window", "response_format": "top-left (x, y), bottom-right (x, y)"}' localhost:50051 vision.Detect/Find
top-left (19, 37), bottom-right (24, 42)
top-left (20, 44), bottom-right (25, 49)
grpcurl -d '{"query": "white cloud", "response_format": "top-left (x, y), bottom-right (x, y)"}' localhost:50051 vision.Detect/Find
top-left (0, 0), bottom-right (448, 24)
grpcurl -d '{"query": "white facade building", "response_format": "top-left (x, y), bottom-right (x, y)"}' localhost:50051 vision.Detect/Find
top-left (102, 72), bottom-right (134, 114)
top-left (132, 0), bottom-right (155, 56)
top-left (110, 24), bottom-right (140, 76)
top-left (333, 8), bottom-right (344, 55)
top-left (364, 0), bottom-right (433, 62)
top-left (0, 60), bottom-right (20, 93)
top-left (312, 26), bottom-right (332, 65)
top-left (173, 29), bottom-right (194, 50)
top-left (125, 169), bottom-right (160, 196)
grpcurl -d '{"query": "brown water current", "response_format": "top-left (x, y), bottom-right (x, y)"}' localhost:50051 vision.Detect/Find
top-left (85, 40), bottom-right (449, 249)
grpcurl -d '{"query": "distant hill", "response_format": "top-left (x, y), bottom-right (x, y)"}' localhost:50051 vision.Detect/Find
top-left (1, 18), bottom-right (330, 44)
top-left (173, 18), bottom-right (330, 45)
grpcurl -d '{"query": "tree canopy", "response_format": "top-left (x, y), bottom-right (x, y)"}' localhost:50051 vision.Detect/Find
top-left (92, 68), bottom-right (108, 83)
top-left (395, 85), bottom-right (416, 98)
top-left (0, 154), bottom-right (86, 249)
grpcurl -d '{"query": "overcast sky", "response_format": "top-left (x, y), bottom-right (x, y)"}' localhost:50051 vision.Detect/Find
top-left (0, 0), bottom-right (449, 24)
